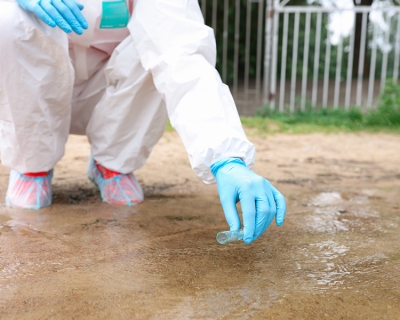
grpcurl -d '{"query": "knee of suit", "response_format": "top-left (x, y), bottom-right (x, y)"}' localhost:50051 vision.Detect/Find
top-left (0, 2), bottom-right (68, 54)
top-left (0, 2), bottom-right (24, 48)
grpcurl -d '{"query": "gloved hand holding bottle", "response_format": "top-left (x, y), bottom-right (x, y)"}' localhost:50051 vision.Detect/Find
top-left (211, 158), bottom-right (286, 244)
top-left (16, 0), bottom-right (88, 34)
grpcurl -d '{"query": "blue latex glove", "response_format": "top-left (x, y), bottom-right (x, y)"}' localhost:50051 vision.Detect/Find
top-left (16, 0), bottom-right (88, 34)
top-left (211, 158), bottom-right (286, 244)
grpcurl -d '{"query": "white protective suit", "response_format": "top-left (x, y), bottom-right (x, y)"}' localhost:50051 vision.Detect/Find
top-left (0, 0), bottom-right (255, 183)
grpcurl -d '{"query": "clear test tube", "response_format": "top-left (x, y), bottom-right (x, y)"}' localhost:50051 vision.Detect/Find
top-left (216, 230), bottom-right (244, 244)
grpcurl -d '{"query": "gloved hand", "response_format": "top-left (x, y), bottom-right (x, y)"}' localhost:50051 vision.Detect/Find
top-left (16, 0), bottom-right (88, 34)
top-left (211, 158), bottom-right (286, 244)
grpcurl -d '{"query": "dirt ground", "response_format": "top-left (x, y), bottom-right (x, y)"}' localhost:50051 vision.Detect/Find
top-left (0, 131), bottom-right (399, 319)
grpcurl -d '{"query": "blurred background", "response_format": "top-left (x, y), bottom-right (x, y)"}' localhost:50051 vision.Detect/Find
top-left (199, 0), bottom-right (400, 127)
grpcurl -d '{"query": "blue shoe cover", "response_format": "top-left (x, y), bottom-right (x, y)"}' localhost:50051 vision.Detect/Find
top-left (6, 170), bottom-right (53, 210)
top-left (87, 157), bottom-right (144, 206)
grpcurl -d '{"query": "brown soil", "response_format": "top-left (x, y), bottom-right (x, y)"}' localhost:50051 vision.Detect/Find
top-left (0, 131), bottom-right (399, 319)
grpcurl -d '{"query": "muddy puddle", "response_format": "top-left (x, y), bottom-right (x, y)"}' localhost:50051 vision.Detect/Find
top-left (0, 132), bottom-right (399, 319)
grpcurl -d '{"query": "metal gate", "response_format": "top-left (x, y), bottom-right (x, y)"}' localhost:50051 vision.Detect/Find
top-left (200, 0), bottom-right (266, 115)
top-left (201, 0), bottom-right (400, 115)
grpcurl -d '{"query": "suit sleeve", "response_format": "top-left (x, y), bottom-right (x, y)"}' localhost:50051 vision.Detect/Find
top-left (128, 0), bottom-right (255, 183)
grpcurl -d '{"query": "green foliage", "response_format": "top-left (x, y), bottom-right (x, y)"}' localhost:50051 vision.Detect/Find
top-left (201, 0), bottom-right (400, 84)
top-left (253, 81), bottom-right (400, 131)
top-left (365, 81), bottom-right (400, 126)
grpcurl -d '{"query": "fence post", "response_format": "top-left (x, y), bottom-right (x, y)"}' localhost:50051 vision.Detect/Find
top-left (263, 0), bottom-right (274, 107)
top-left (233, 0), bottom-right (241, 101)
top-left (222, 0), bottom-right (229, 83)
top-left (270, 0), bottom-right (280, 110)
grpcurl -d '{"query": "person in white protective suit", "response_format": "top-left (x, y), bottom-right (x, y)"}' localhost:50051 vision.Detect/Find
top-left (0, 0), bottom-right (286, 244)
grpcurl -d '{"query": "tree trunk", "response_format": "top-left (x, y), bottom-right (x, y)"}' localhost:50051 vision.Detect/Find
top-left (353, 0), bottom-right (373, 78)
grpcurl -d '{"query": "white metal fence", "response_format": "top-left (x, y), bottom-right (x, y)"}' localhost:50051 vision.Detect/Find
top-left (200, 0), bottom-right (266, 115)
top-left (200, 0), bottom-right (400, 115)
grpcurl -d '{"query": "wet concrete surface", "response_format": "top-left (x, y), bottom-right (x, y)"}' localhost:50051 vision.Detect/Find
top-left (0, 132), bottom-right (399, 319)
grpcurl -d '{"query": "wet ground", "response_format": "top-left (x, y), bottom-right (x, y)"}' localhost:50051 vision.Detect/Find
top-left (0, 132), bottom-right (399, 319)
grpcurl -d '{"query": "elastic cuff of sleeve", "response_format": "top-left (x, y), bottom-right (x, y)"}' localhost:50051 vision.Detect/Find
top-left (210, 157), bottom-right (246, 177)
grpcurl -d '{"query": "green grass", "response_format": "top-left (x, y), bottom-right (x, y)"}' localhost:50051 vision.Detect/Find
top-left (166, 121), bottom-right (174, 132)
top-left (240, 117), bottom-right (361, 134)
top-left (246, 81), bottom-right (400, 134)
